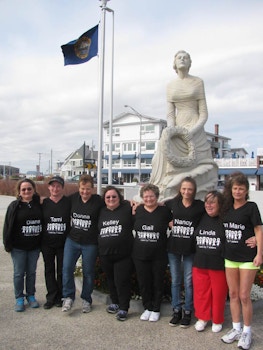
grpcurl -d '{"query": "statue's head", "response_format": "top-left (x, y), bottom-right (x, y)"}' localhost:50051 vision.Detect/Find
top-left (173, 50), bottom-right (192, 73)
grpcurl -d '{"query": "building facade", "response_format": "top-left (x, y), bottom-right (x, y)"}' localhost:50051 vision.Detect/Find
top-left (103, 112), bottom-right (166, 183)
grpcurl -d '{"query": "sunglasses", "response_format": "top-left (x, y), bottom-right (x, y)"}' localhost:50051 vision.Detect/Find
top-left (105, 195), bottom-right (117, 199)
top-left (21, 187), bottom-right (33, 192)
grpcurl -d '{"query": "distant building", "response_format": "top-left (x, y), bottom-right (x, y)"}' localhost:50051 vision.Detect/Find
top-left (0, 164), bottom-right (19, 177)
top-left (103, 112), bottom-right (166, 183)
top-left (60, 143), bottom-right (98, 180)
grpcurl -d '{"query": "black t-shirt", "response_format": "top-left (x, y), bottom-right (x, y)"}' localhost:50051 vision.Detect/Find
top-left (193, 213), bottom-right (225, 270)
top-left (12, 201), bottom-right (42, 251)
top-left (42, 196), bottom-right (71, 248)
top-left (165, 197), bottom-right (205, 255)
top-left (98, 201), bottom-right (133, 256)
top-left (68, 193), bottom-right (104, 245)
top-left (223, 201), bottom-right (262, 262)
top-left (132, 205), bottom-right (172, 260)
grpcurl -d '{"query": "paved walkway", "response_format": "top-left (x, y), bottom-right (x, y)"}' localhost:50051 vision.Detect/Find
top-left (0, 195), bottom-right (263, 350)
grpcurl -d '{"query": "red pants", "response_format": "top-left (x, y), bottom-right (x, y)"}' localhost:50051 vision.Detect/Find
top-left (193, 267), bottom-right (228, 324)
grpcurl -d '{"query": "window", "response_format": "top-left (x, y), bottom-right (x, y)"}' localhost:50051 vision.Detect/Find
top-left (112, 159), bottom-right (120, 167)
top-left (141, 158), bottom-right (152, 167)
top-left (113, 143), bottom-right (120, 152)
top-left (141, 124), bottom-right (154, 134)
top-left (141, 142), bottom-right (155, 151)
top-left (107, 127), bottom-right (120, 136)
top-left (123, 159), bottom-right (136, 167)
top-left (105, 143), bottom-right (121, 152)
top-left (123, 142), bottom-right (136, 152)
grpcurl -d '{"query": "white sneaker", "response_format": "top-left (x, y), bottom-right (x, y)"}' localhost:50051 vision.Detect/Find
top-left (140, 309), bottom-right (151, 321)
top-left (82, 299), bottom-right (91, 313)
top-left (221, 328), bottom-right (242, 344)
top-left (237, 332), bottom-right (252, 350)
top-left (195, 320), bottom-right (208, 332)
top-left (149, 311), bottom-right (160, 322)
top-left (212, 323), bottom-right (223, 333)
top-left (62, 297), bottom-right (73, 312)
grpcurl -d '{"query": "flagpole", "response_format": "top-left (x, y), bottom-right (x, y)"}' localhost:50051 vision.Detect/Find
top-left (98, 0), bottom-right (114, 194)
top-left (107, 7), bottom-right (114, 186)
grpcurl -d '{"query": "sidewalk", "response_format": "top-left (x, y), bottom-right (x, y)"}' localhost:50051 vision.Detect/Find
top-left (0, 195), bottom-right (263, 350)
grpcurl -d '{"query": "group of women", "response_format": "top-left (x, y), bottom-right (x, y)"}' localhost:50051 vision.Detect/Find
top-left (3, 173), bottom-right (263, 350)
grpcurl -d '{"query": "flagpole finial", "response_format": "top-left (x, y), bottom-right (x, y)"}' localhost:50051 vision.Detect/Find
top-left (99, 0), bottom-right (110, 8)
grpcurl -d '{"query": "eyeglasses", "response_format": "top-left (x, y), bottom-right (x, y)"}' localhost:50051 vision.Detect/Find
top-left (21, 187), bottom-right (33, 192)
top-left (105, 195), bottom-right (117, 199)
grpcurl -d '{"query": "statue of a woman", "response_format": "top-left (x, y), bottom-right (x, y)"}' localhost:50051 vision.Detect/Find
top-left (150, 50), bottom-right (218, 200)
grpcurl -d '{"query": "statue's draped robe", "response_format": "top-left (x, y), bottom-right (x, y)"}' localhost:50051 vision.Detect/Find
top-left (150, 75), bottom-right (218, 200)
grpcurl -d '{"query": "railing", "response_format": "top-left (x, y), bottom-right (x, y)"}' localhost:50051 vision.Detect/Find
top-left (214, 158), bottom-right (257, 167)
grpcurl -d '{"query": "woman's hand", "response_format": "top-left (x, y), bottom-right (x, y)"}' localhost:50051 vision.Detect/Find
top-left (246, 236), bottom-right (257, 248)
top-left (253, 253), bottom-right (262, 267)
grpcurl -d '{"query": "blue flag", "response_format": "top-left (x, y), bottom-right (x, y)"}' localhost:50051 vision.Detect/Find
top-left (61, 24), bottom-right (99, 66)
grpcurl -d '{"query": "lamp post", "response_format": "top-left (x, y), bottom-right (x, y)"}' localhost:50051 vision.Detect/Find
top-left (124, 105), bottom-right (142, 183)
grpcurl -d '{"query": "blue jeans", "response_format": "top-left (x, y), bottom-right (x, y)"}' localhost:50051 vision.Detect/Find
top-left (11, 248), bottom-right (40, 299)
top-left (62, 237), bottom-right (98, 303)
top-left (168, 253), bottom-right (194, 312)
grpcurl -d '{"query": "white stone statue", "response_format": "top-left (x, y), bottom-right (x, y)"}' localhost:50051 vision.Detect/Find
top-left (150, 50), bottom-right (218, 200)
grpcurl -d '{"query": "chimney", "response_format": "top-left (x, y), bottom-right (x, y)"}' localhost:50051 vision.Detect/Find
top-left (215, 124), bottom-right (219, 135)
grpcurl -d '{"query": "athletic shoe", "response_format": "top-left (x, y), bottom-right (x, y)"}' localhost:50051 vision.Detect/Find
top-left (107, 303), bottom-right (119, 314)
top-left (116, 310), bottom-right (128, 321)
top-left (43, 301), bottom-right (54, 310)
top-left (27, 295), bottom-right (39, 308)
top-left (15, 297), bottom-right (25, 312)
top-left (169, 309), bottom-right (182, 326)
top-left (195, 320), bottom-right (208, 332)
top-left (221, 328), bottom-right (242, 344)
top-left (237, 332), bottom-right (252, 350)
top-left (140, 309), bottom-right (152, 321)
top-left (82, 299), bottom-right (91, 313)
top-left (149, 311), bottom-right (160, 322)
top-left (62, 297), bottom-right (73, 312)
top-left (212, 323), bottom-right (223, 333)
top-left (180, 310), bottom-right (191, 328)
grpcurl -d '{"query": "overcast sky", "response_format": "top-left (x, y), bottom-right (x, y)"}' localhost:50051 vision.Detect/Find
top-left (0, 0), bottom-right (262, 174)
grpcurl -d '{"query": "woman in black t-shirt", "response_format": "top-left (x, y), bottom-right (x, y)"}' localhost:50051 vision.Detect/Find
top-left (3, 178), bottom-right (42, 312)
top-left (133, 184), bottom-right (172, 322)
top-left (165, 176), bottom-right (205, 328)
top-left (98, 186), bottom-right (133, 321)
top-left (221, 173), bottom-right (263, 349)
top-left (193, 191), bottom-right (228, 333)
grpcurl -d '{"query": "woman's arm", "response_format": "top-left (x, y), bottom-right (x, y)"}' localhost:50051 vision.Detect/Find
top-left (253, 225), bottom-right (263, 266)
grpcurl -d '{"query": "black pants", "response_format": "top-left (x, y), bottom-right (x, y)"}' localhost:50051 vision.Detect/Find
top-left (100, 254), bottom-right (133, 311)
top-left (42, 244), bottom-right (64, 304)
top-left (133, 257), bottom-right (167, 312)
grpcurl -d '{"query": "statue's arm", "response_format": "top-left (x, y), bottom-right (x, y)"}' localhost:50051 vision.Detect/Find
top-left (188, 80), bottom-right (208, 137)
top-left (167, 101), bottom-right (176, 127)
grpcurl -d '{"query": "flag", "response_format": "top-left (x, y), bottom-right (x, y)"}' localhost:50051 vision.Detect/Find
top-left (61, 24), bottom-right (99, 66)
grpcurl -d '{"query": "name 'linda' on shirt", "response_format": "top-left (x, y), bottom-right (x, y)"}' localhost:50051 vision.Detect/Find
top-left (196, 229), bottom-right (221, 249)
